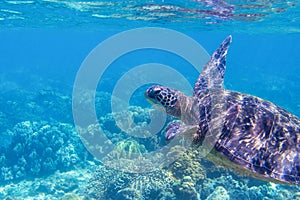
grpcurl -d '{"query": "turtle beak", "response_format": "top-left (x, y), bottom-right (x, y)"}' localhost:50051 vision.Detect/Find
top-left (145, 85), bottom-right (161, 104)
top-left (145, 86), bottom-right (161, 99)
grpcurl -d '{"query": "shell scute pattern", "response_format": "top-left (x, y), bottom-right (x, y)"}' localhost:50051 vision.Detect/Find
top-left (216, 91), bottom-right (300, 184)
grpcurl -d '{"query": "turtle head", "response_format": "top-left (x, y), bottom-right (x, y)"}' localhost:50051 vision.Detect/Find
top-left (145, 85), bottom-right (182, 117)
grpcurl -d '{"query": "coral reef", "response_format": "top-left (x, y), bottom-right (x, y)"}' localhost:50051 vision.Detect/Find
top-left (85, 148), bottom-right (207, 199)
top-left (0, 121), bottom-right (91, 182)
top-left (79, 105), bottom-right (167, 170)
top-left (0, 167), bottom-right (92, 199)
top-left (0, 79), bottom-right (299, 200)
top-left (0, 84), bottom-right (73, 133)
top-left (85, 165), bottom-right (176, 200)
top-left (173, 177), bottom-right (199, 200)
top-left (166, 148), bottom-right (206, 200)
top-left (114, 188), bottom-right (142, 200)
top-left (0, 80), bottom-right (114, 133)
top-left (98, 105), bottom-right (162, 146)
top-left (205, 186), bottom-right (229, 200)
top-left (102, 139), bottom-right (157, 173)
top-left (200, 170), bottom-right (300, 200)
top-left (62, 193), bottom-right (82, 200)
top-left (167, 149), bottom-right (206, 182)
top-left (113, 139), bottom-right (147, 159)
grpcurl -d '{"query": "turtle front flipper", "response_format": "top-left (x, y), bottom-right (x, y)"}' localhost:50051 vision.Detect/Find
top-left (193, 35), bottom-right (232, 97)
top-left (165, 121), bottom-right (197, 141)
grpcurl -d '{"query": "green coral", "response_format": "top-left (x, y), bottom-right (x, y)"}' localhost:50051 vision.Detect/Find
top-left (61, 193), bottom-right (82, 200)
top-left (114, 139), bottom-right (147, 159)
top-left (102, 139), bottom-right (154, 173)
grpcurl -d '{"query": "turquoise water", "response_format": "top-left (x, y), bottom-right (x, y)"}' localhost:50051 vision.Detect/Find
top-left (0, 0), bottom-right (300, 199)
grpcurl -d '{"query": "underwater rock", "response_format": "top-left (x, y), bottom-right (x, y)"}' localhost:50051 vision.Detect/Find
top-left (205, 186), bottom-right (229, 200)
top-left (0, 121), bottom-right (91, 182)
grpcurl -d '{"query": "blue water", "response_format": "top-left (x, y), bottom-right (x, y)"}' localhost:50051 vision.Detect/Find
top-left (0, 0), bottom-right (300, 199)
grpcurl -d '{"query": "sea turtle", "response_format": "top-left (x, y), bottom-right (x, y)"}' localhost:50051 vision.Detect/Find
top-left (145, 36), bottom-right (300, 185)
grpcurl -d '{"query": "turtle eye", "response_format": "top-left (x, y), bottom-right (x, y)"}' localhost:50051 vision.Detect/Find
top-left (147, 86), bottom-right (161, 99)
top-left (154, 90), bottom-right (161, 95)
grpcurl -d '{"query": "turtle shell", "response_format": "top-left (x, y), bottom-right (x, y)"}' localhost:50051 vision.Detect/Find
top-left (210, 90), bottom-right (300, 185)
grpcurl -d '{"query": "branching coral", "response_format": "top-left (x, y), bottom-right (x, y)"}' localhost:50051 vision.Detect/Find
top-left (0, 121), bottom-right (89, 182)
